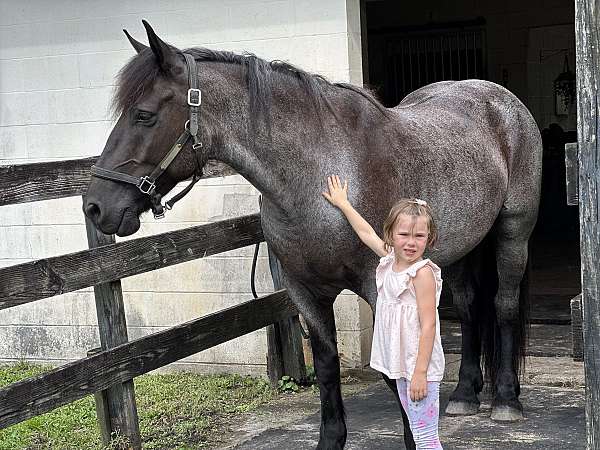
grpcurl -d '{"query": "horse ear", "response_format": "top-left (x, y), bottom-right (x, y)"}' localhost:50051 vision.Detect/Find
top-left (123, 29), bottom-right (148, 54)
top-left (142, 19), bottom-right (179, 75)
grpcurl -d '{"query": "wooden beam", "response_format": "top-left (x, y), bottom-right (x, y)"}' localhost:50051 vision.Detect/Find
top-left (0, 157), bottom-right (237, 206)
top-left (0, 157), bottom-right (97, 205)
top-left (85, 216), bottom-right (141, 449)
top-left (265, 245), bottom-right (306, 385)
top-left (565, 142), bottom-right (579, 206)
top-left (575, 0), bottom-right (600, 447)
top-left (0, 214), bottom-right (263, 310)
top-left (0, 290), bottom-right (296, 430)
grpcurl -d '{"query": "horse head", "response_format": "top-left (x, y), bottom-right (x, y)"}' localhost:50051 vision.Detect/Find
top-left (84, 21), bottom-right (222, 236)
top-left (84, 20), bottom-right (385, 237)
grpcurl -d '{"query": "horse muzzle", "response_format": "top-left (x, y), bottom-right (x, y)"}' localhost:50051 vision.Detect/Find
top-left (83, 192), bottom-right (142, 237)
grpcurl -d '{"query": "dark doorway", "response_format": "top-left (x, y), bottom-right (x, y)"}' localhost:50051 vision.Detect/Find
top-left (362, 0), bottom-right (580, 330)
top-left (370, 19), bottom-right (487, 107)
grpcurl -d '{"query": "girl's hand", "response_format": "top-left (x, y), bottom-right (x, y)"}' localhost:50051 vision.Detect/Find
top-left (410, 371), bottom-right (428, 402)
top-left (322, 175), bottom-right (348, 208)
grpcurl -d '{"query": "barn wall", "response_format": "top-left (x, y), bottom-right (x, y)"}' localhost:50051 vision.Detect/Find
top-left (0, 0), bottom-right (372, 376)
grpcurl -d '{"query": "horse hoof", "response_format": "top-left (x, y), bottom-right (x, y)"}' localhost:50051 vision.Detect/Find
top-left (445, 400), bottom-right (479, 416)
top-left (490, 405), bottom-right (524, 422)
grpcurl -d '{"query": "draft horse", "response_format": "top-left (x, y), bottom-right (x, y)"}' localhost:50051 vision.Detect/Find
top-left (84, 21), bottom-right (542, 449)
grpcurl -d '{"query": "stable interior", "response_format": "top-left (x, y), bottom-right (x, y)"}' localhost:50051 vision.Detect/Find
top-left (362, 0), bottom-right (581, 334)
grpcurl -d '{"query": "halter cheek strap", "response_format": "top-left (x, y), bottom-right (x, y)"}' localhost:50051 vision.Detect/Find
top-left (90, 53), bottom-right (203, 219)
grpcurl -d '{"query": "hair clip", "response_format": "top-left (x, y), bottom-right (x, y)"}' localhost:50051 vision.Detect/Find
top-left (411, 198), bottom-right (428, 206)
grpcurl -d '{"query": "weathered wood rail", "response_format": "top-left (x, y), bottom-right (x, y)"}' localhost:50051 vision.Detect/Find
top-left (0, 214), bottom-right (264, 309)
top-left (0, 157), bottom-right (98, 205)
top-left (0, 156), bottom-right (303, 449)
top-left (575, 0), bottom-right (600, 447)
top-left (0, 290), bottom-right (294, 429)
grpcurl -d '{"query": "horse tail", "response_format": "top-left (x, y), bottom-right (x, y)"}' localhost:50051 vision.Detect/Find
top-left (477, 227), bottom-right (530, 394)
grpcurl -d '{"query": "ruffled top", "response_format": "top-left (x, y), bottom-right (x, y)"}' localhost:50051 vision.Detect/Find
top-left (370, 251), bottom-right (445, 381)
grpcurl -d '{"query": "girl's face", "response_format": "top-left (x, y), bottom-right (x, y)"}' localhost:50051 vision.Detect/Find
top-left (392, 213), bottom-right (430, 265)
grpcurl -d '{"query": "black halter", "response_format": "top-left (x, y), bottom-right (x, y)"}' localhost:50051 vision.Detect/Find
top-left (90, 53), bottom-right (203, 219)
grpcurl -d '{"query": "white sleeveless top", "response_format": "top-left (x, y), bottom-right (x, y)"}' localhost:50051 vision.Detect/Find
top-left (370, 251), bottom-right (445, 382)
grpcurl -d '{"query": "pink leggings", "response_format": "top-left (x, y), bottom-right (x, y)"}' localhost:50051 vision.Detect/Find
top-left (396, 378), bottom-right (443, 449)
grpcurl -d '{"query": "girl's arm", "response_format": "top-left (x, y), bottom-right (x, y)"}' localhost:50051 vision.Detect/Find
top-left (322, 175), bottom-right (387, 257)
top-left (410, 266), bottom-right (438, 401)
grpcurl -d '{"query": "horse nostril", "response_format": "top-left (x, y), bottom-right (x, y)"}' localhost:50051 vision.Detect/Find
top-left (85, 202), bottom-right (101, 221)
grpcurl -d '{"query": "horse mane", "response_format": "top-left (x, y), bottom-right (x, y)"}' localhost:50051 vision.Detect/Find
top-left (111, 45), bottom-right (390, 130)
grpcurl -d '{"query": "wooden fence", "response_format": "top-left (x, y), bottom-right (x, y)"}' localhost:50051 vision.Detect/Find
top-left (0, 157), bottom-right (304, 448)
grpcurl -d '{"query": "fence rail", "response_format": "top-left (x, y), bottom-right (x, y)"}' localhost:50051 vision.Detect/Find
top-left (0, 156), bottom-right (303, 448)
top-left (0, 213), bottom-right (263, 309)
top-left (0, 157), bottom-right (98, 205)
top-left (0, 290), bottom-right (295, 429)
top-left (0, 157), bottom-right (236, 206)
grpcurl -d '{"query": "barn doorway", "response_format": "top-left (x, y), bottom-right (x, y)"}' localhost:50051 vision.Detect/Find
top-left (361, 0), bottom-right (580, 341)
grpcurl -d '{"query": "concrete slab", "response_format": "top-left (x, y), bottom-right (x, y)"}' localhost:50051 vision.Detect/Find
top-left (228, 381), bottom-right (585, 450)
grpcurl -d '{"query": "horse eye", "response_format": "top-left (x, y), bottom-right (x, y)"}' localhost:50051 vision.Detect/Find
top-left (135, 110), bottom-right (155, 124)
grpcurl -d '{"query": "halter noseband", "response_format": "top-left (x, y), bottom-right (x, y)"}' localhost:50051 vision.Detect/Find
top-left (90, 53), bottom-right (203, 219)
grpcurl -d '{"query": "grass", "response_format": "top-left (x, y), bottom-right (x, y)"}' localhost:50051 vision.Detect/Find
top-left (0, 362), bottom-right (278, 450)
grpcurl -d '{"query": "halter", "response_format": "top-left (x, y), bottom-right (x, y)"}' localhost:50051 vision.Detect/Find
top-left (90, 53), bottom-right (203, 219)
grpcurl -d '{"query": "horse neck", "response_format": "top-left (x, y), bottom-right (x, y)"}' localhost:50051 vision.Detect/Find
top-left (214, 71), bottom-right (335, 215)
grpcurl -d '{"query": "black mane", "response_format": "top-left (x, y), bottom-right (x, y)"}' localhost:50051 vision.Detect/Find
top-left (112, 45), bottom-right (389, 127)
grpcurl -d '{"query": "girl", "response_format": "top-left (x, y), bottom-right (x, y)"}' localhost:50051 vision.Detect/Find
top-left (322, 175), bottom-right (444, 450)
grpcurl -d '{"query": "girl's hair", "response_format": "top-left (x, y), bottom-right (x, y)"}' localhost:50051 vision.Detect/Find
top-left (382, 199), bottom-right (438, 251)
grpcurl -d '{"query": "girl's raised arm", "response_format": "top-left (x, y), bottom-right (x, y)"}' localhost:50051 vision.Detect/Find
top-left (322, 175), bottom-right (387, 257)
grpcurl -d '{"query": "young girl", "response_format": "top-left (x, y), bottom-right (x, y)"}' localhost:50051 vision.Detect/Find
top-left (323, 175), bottom-right (444, 450)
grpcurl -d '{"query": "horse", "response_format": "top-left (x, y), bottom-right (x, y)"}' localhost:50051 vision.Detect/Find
top-left (83, 21), bottom-right (542, 449)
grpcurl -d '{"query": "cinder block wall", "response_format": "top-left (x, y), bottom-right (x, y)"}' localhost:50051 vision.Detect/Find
top-left (0, 0), bottom-right (372, 376)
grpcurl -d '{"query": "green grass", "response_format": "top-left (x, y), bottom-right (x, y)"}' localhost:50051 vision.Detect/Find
top-left (0, 362), bottom-right (277, 450)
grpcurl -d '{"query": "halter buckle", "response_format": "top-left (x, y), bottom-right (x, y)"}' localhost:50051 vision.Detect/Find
top-left (138, 176), bottom-right (156, 194)
top-left (187, 88), bottom-right (201, 106)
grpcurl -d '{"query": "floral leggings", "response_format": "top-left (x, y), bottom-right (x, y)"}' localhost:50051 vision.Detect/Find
top-left (396, 378), bottom-right (443, 449)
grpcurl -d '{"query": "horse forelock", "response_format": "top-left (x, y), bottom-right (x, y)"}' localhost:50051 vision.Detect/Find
top-left (111, 45), bottom-right (389, 127)
top-left (111, 48), bottom-right (162, 117)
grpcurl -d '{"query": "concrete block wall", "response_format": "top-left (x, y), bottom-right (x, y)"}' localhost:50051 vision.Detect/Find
top-left (0, 0), bottom-right (371, 376)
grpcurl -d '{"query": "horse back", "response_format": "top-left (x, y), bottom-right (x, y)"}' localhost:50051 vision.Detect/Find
top-left (392, 79), bottom-right (542, 188)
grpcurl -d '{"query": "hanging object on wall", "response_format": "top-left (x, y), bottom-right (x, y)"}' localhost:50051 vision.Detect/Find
top-left (554, 55), bottom-right (576, 117)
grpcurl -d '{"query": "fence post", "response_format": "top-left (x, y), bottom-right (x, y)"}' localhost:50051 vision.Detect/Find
top-left (87, 348), bottom-right (112, 444)
top-left (266, 245), bottom-right (307, 385)
top-left (84, 208), bottom-right (141, 449)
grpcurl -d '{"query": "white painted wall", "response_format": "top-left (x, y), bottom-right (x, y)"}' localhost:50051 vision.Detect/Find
top-left (0, 0), bottom-right (371, 376)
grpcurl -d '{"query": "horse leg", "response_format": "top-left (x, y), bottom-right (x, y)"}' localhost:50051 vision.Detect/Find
top-left (362, 288), bottom-right (415, 450)
top-left (284, 276), bottom-right (346, 449)
top-left (490, 213), bottom-right (530, 422)
top-left (381, 374), bottom-right (416, 450)
top-left (307, 303), bottom-right (347, 449)
top-left (444, 259), bottom-right (483, 416)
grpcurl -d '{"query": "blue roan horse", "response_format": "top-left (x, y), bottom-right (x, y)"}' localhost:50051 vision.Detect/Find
top-left (84, 22), bottom-right (542, 449)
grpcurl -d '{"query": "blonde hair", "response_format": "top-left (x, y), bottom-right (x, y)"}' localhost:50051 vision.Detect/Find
top-left (382, 199), bottom-right (438, 251)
